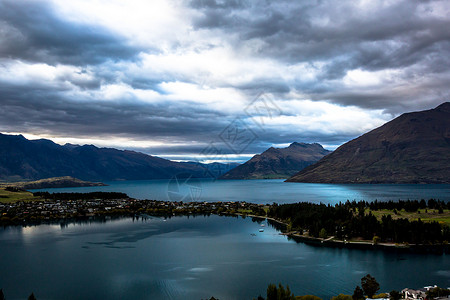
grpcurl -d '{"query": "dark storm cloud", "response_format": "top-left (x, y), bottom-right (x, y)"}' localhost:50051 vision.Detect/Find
top-left (0, 0), bottom-right (141, 65)
top-left (191, 0), bottom-right (450, 111)
top-left (0, 79), bottom-right (239, 147)
top-left (0, 0), bottom-right (448, 161)
top-left (191, 0), bottom-right (449, 69)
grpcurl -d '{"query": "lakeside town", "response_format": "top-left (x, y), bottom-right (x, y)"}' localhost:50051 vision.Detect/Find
top-left (1, 190), bottom-right (450, 250)
top-left (0, 193), bottom-right (267, 225)
top-left (1, 194), bottom-right (450, 300)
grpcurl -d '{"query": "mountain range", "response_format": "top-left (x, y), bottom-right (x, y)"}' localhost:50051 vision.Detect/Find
top-left (0, 133), bottom-right (237, 182)
top-left (287, 102), bottom-right (450, 184)
top-left (220, 142), bottom-right (330, 179)
top-left (2, 103), bottom-right (448, 184)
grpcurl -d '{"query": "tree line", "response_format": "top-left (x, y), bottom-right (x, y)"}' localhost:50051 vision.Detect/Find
top-left (268, 200), bottom-right (450, 244)
top-left (0, 289), bottom-right (36, 300)
top-left (356, 199), bottom-right (449, 213)
top-left (253, 274), bottom-right (450, 300)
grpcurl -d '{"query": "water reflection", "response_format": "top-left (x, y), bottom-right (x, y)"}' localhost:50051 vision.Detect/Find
top-left (0, 215), bottom-right (449, 300)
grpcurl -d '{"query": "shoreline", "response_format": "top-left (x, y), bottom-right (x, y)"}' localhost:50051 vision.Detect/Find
top-left (235, 213), bottom-right (449, 253)
top-left (2, 197), bottom-right (449, 254)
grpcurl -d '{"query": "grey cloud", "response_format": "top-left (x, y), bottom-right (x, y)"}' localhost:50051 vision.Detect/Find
top-left (0, 75), bottom-right (350, 157)
top-left (0, 81), bottom-right (230, 142)
top-left (190, 0), bottom-right (246, 10)
top-left (0, 0), bottom-right (142, 66)
top-left (192, 0), bottom-right (450, 111)
top-left (0, 0), bottom-right (448, 160)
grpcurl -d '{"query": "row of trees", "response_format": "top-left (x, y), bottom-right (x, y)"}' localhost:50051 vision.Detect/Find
top-left (268, 201), bottom-right (450, 244)
top-left (0, 289), bottom-right (36, 300)
top-left (254, 274), bottom-right (398, 300)
top-left (4, 186), bottom-right (24, 192)
top-left (356, 199), bottom-right (449, 212)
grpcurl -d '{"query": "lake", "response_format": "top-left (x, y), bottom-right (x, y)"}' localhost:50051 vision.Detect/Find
top-left (1, 215), bottom-right (449, 300)
top-left (32, 179), bottom-right (450, 204)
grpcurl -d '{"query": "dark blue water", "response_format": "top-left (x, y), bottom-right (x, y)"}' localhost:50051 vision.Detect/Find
top-left (0, 216), bottom-right (449, 300)
top-left (32, 179), bottom-right (450, 204)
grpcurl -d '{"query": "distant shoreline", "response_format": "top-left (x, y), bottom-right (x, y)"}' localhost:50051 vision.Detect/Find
top-left (0, 176), bottom-right (106, 190)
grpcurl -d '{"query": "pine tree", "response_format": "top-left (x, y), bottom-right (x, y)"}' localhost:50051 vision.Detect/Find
top-left (352, 286), bottom-right (364, 300)
top-left (390, 290), bottom-right (401, 300)
top-left (28, 293), bottom-right (37, 300)
top-left (361, 274), bottom-right (380, 298)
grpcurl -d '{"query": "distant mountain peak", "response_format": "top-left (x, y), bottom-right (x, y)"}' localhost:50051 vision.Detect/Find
top-left (289, 142), bottom-right (323, 148)
top-left (435, 101), bottom-right (450, 112)
top-left (0, 133), bottom-right (26, 140)
top-left (289, 142), bottom-right (304, 147)
top-left (220, 142), bottom-right (330, 179)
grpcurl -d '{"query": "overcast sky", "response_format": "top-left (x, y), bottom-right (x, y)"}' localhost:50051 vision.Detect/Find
top-left (0, 0), bottom-right (449, 162)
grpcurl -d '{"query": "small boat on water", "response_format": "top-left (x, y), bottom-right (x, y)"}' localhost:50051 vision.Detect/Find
top-left (259, 228), bottom-right (264, 232)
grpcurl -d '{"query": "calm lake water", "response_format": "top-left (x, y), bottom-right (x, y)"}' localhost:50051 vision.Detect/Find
top-left (32, 179), bottom-right (450, 204)
top-left (1, 215), bottom-right (449, 300)
top-left (18, 181), bottom-right (450, 299)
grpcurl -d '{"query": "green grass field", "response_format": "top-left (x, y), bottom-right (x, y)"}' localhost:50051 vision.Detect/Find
top-left (367, 208), bottom-right (450, 225)
top-left (0, 188), bottom-right (41, 203)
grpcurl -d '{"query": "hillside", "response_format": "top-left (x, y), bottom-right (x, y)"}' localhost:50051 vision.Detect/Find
top-left (220, 142), bottom-right (331, 179)
top-left (0, 176), bottom-right (106, 189)
top-left (287, 102), bottom-right (450, 183)
top-left (0, 134), bottom-right (235, 181)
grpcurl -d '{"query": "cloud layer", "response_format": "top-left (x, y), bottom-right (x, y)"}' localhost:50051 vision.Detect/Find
top-left (0, 0), bottom-right (448, 162)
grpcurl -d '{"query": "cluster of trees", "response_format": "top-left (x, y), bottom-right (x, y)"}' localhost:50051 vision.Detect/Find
top-left (268, 200), bottom-right (450, 244)
top-left (254, 275), bottom-right (402, 300)
top-left (252, 283), bottom-right (297, 300)
top-left (353, 274), bottom-right (381, 299)
top-left (0, 289), bottom-right (36, 300)
top-left (365, 199), bottom-right (449, 212)
top-left (427, 287), bottom-right (450, 298)
top-left (4, 186), bottom-right (24, 192)
top-left (32, 191), bottom-right (129, 200)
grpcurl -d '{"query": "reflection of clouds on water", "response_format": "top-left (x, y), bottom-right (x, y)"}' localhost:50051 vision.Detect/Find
top-left (183, 277), bottom-right (196, 281)
top-left (85, 229), bottom-right (159, 248)
top-left (280, 265), bottom-right (306, 269)
top-left (112, 275), bottom-right (183, 300)
top-left (353, 270), bottom-right (367, 275)
top-left (218, 259), bottom-right (281, 266)
top-left (436, 270), bottom-right (450, 277)
top-left (84, 222), bottom-right (194, 248)
top-left (317, 264), bottom-right (332, 267)
top-left (189, 267), bottom-right (212, 273)
top-left (104, 245), bottom-right (135, 249)
top-left (164, 266), bottom-right (184, 273)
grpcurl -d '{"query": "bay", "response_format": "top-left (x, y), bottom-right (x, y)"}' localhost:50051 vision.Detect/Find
top-left (0, 215), bottom-right (449, 300)
top-left (32, 179), bottom-right (450, 204)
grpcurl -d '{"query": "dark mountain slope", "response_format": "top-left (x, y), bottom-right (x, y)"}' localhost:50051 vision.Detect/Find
top-left (287, 102), bottom-right (450, 184)
top-left (0, 134), bottom-right (234, 181)
top-left (220, 142), bottom-right (331, 179)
